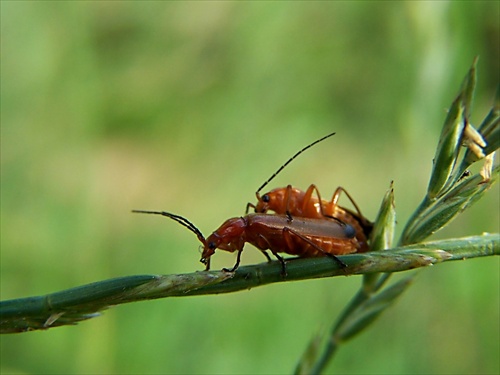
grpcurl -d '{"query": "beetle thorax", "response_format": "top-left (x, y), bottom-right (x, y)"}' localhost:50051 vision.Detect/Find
top-left (203, 217), bottom-right (247, 256)
top-left (256, 188), bottom-right (286, 213)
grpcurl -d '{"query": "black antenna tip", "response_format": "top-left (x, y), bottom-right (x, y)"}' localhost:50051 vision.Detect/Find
top-left (132, 210), bottom-right (161, 215)
top-left (256, 132), bottom-right (337, 194)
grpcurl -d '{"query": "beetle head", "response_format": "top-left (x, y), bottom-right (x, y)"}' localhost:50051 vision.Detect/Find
top-left (254, 188), bottom-right (284, 213)
top-left (201, 217), bottom-right (247, 269)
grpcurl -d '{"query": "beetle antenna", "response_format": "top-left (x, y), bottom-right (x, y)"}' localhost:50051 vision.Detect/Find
top-left (256, 132), bottom-right (336, 194)
top-left (132, 210), bottom-right (206, 244)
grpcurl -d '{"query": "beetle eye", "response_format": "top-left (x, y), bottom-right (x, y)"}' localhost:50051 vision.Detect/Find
top-left (344, 224), bottom-right (356, 238)
top-left (208, 241), bottom-right (216, 249)
top-left (262, 194), bottom-right (270, 203)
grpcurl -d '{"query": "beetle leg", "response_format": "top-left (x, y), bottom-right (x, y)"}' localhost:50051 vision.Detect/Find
top-left (223, 249), bottom-right (244, 273)
top-left (245, 202), bottom-right (256, 214)
top-left (260, 250), bottom-right (273, 262)
top-left (329, 186), bottom-right (373, 234)
top-left (285, 184), bottom-right (293, 222)
top-left (302, 184), bottom-right (348, 226)
top-left (302, 184), bottom-right (323, 216)
top-left (271, 251), bottom-right (287, 277)
top-left (330, 187), bottom-right (365, 221)
top-left (257, 234), bottom-right (287, 277)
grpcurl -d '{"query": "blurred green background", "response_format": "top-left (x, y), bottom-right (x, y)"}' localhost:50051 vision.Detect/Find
top-left (1, 1), bottom-right (499, 374)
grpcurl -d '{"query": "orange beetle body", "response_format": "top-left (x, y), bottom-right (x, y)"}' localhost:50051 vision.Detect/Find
top-left (202, 213), bottom-right (360, 266)
top-left (250, 184), bottom-right (373, 253)
top-left (134, 132), bottom-right (372, 272)
top-left (244, 133), bottom-right (373, 253)
top-left (133, 210), bottom-right (359, 272)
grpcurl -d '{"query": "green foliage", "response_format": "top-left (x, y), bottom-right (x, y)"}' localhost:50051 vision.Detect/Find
top-left (401, 62), bottom-right (498, 245)
top-left (295, 59), bottom-right (499, 374)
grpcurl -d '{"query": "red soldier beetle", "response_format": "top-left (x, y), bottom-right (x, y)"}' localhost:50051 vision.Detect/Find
top-left (246, 132), bottom-right (373, 252)
top-left (132, 210), bottom-right (360, 274)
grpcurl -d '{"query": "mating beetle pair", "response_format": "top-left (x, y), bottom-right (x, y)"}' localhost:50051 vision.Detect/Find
top-left (134, 133), bottom-right (372, 273)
